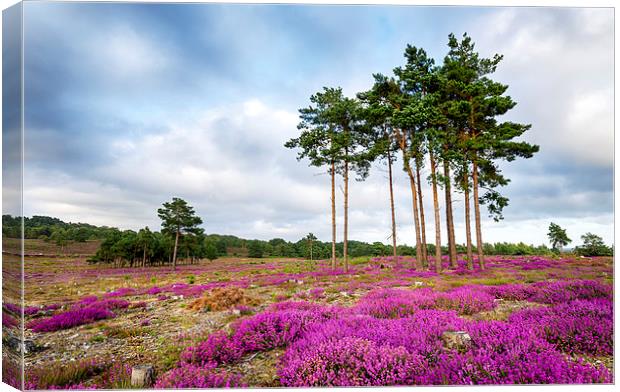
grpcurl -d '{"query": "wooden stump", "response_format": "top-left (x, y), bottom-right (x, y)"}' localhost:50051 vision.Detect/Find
top-left (131, 365), bottom-right (156, 387)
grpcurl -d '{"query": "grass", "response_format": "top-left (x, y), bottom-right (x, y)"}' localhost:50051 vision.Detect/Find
top-left (103, 325), bottom-right (150, 339)
top-left (28, 358), bottom-right (106, 389)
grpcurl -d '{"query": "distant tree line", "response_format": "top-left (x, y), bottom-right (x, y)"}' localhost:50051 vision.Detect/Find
top-left (90, 230), bottom-right (558, 267)
top-left (3, 214), bottom-right (115, 252)
top-left (4, 211), bottom-right (610, 266)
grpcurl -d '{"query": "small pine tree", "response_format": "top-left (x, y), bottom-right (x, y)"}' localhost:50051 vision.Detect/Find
top-left (547, 222), bottom-right (571, 253)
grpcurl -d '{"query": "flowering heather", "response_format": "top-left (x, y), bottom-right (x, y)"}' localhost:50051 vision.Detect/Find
top-left (91, 299), bottom-right (130, 310)
top-left (266, 301), bottom-right (332, 312)
top-left (28, 306), bottom-right (115, 332)
top-left (483, 283), bottom-right (536, 301)
top-left (3, 302), bottom-right (21, 314)
top-left (180, 302), bottom-right (341, 366)
top-left (528, 280), bottom-right (612, 304)
top-left (27, 299), bottom-right (129, 332)
top-left (103, 287), bottom-right (136, 298)
top-left (434, 286), bottom-right (496, 315)
top-left (422, 320), bottom-right (612, 385)
top-left (306, 287), bottom-right (325, 299)
top-left (509, 298), bottom-right (613, 355)
top-left (155, 363), bottom-right (245, 388)
top-left (2, 310), bottom-right (18, 329)
top-left (354, 288), bottom-right (435, 318)
top-left (25, 306), bottom-right (43, 316)
top-left (232, 305), bottom-right (338, 352)
top-left (282, 311), bottom-right (466, 364)
top-left (279, 336), bottom-right (422, 386)
top-left (279, 308), bottom-right (612, 386)
top-left (481, 280), bottom-right (612, 305)
top-left (181, 331), bottom-right (244, 365)
top-left (355, 287), bottom-right (495, 318)
top-left (146, 286), bottom-right (163, 295)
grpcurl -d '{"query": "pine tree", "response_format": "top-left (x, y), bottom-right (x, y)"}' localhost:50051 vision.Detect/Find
top-left (157, 197), bottom-right (203, 270)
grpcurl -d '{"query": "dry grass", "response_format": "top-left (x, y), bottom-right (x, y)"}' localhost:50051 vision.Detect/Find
top-left (188, 287), bottom-right (259, 312)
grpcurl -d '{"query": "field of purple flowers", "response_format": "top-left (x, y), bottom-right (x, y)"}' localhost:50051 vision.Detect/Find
top-left (2, 253), bottom-right (614, 389)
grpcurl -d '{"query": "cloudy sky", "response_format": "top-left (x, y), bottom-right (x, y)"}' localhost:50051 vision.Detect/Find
top-left (18, 3), bottom-right (613, 247)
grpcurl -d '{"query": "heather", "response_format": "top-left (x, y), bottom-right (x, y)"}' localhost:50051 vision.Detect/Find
top-left (279, 313), bottom-right (612, 386)
top-left (279, 336), bottom-right (421, 386)
top-left (354, 286), bottom-right (496, 318)
top-left (154, 363), bottom-right (245, 388)
top-left (27, 298), bottom-right (130, 332)
top-left (2, 310), bottom-right (18, 329)
top-left (509, 298), bottom-right (613, 355)
top-left (181, 302), bottom-right (342, 366)
top-left (167, 290), bottom-right (612, 387)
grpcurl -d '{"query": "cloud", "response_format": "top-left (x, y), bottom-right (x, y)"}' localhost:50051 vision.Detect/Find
top-left (468, 7), bottom-right (614, 167)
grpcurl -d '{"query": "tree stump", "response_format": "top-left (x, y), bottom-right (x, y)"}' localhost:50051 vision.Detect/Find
top-left (441, 331), bottom-right (472, 352)
top-left (131, 365), bottom-right (156, 387)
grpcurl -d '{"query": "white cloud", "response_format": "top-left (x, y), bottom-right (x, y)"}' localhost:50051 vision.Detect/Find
top-left (98, 26), bottom-right (170, 79)
top-left (470, 7), bottom-right (614, 167)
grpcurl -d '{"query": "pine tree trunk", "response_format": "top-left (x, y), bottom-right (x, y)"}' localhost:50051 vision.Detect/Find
top-left (142, 245), bottom-right (147, 267)
top-left (331, 160), bottom-right (337, 269)
top-left (172, 230), bottom-right (180, 271)
top-left (404, 158), bottom-right (423, 270)
top-left (387, 149), bottom-right (397, 260)
top-left (397, 132), bottom-right (422, 269)
top-left (472, 160), bottom-right (485, 270)
top-left (430, 153), bottom-right (442, 273)
top-left (443, 159), bottom-right (458, 267)
top-left (343, 158), bottom-right (349, 273)
top-left (415, 160), bottom-right (428, 268)
top-left (463, 166), bottom-right (474, 270)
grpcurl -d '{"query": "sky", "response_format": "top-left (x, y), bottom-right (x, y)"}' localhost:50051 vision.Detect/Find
top-left (16, 2), bottom-right (614, 247)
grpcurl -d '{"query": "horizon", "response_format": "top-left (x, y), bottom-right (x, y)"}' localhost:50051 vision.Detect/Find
top-left (8, 212), bottom-right (570, 248)
top-left (10, 3), bottom-right (614, 246)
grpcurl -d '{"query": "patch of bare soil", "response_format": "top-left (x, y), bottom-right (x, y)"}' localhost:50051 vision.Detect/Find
top-left (224, 348), bottom-right (285, 387)
top-left (469, 299), bottom-right (546, 321)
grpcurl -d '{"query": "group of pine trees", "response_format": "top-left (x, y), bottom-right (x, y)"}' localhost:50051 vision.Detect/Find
top-left (286, 33), bottom-right (539, 273)
top-left (89, 198), bottom-right (213, 270)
